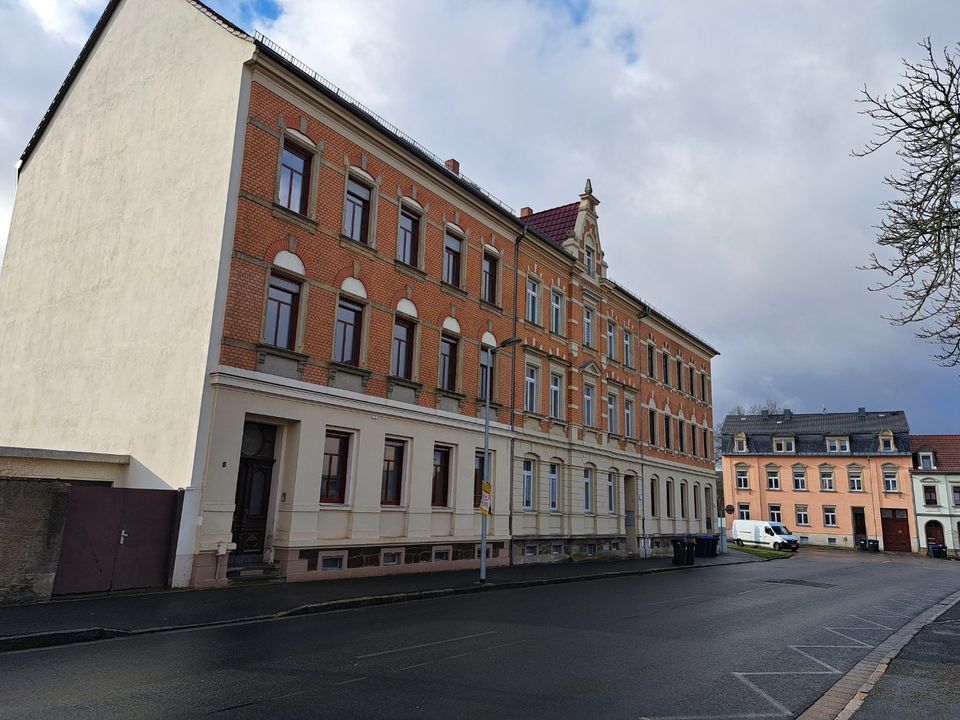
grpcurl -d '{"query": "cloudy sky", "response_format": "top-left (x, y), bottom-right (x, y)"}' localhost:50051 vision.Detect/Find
top-left (1, 0), bottom-right (958, 433)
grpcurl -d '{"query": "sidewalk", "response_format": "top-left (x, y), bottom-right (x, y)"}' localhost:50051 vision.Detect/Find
top-left (0, 551), bottom-right (758, 652)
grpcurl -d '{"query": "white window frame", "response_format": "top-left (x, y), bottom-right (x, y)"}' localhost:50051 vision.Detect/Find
top-left (820, 469), bottom-right (834, 491)
top-left (849, 470), bottom-right (863, 492)
top-left (584, 384), bottom-right (595, 427)
top-left (736, 468), bottom-right (749, 490)
top-left (624, 399), bottom-right (634, 437)
top-left (548, 463), bottom-right (559, 511)
top-left (738, 503), bottom-right (750, 520)
top-left (796, 505), bottom-right (809, 525)
top-left (550, 290), bottom-right (563, 334)
top-left (522, 459), bottom-right (534, 510)
top-left (883, 470), bottom-right (898, 493)
top-left (583, 468), bottom-right (593, 513)
top-left (623, 331), bottom-right (633, 368)
top-left (606, 321), bottom-right (616, 360)
top-left (549, 373), bottom-right (563, 420)
top-left (773, 437), bottom-right (795, 453)
top-left (767, 469), bottom-right (780, 490)
top-left (526, 278), bottom-right (540, 324)
top-left (524, 364), bottom-right (539, 413)
top-left (584, 246), bottom-right (595, 276)
top-left (769, 504), bottom-right (782, 523)
top-left (823, 506), bottom-right (837, 527)
top-left (583, 308), bottom-right (593, 347)
top-left (919, 452), bottom-right (935, 470)
top-left (793, 468), bottom-right (807, 490)
top-left (607, 472), bottom-right (615, 514)
top-left (607, 393), bottom-right (618, 434)
top-left (827, 437), bottom-right (849, 453)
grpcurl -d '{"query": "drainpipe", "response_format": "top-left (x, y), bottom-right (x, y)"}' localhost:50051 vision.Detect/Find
top-left (507, 227), bottom-right (526, 565)
top-left (636, 305), bottom-right (649, 557)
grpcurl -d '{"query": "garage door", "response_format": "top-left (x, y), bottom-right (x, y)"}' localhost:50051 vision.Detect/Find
top-left (880, 508), bottom-right (912, 552)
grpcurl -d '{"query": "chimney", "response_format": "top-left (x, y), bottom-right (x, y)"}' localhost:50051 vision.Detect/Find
top-left (783, 408), bottom-right (792, 421)
top-left (858, 406), bottom-right (866, 417)
top-left (761, 409), bottom-right (769, 417)
top-left (444, 158), bottom-right (460, 175)
top-left (520, 207), bottom-right (533, 218)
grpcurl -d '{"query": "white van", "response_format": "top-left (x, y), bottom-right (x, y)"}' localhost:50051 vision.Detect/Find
top-left (731, 519), bottom-right (799, 552)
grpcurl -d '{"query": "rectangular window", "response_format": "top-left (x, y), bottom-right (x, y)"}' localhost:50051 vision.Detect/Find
top-left (650, 478), bottom-right (657, 517)
top-left (522, 459), bottom-right (534, 510)
top-left (473, 451), bottom-right (485, 508)
top-left (550, 290), bottom-right (563, 333)
top-left (691, 425), bottom-right (699, 457)
top-left (607, 394), bottom-right (618, 434)
top-left (321, 556), bottom-right (343, 571)
top-left (264, 275), bottom-right (300, 350)
top-left (680, 483), bottom-right (688, 518)
top-left (769, 504), bottom-right (781, 523)
top-left (924, 485), bottom-right (937, 506)
top-left (820, 469), bottom-right (834, 491)
top-left (796, 505), bottom-right (809, 525)
top-left (334, 300), bottom-right (363, 366)
top-left (432, 446), bottom-right (451, 507)
top-left (607, 322), bottom-right (616, 360)
top-left (919, 452), bottom-right (935, 470)
top-left (583, 308), bottom-right (593, 347)
top-left (704, 429), bottom-right (711, 461)
top-left (481, 253), bottom-right (498, 304)
top-left (848, 470), bottom-right (863, 492)
top-left (823, 506), bottom-right (837, 527)
top-left (662, 353), bottom-right (670, 386)
top-left (678, 420), bottom-right (686, 453)
top-left (443, 232), bottom-right (462, 286)
top-left (584, 247), bottom-right (595, 276)
top-left (607, 473), bottom-right (615, 514)
top-left (735, 438), bottom-right (746, 453)
top-left (278, 142), bottom-right (310, 215)
top-left (549, 373), bottom-right (563, 419)
top-left (738, 503), bottom-right (750, 520)
top-left (526, 278), bottom-right (540, 324)
top-left (700, 371), bottom-right (707, 401)
top-left (883, 471), bottom-right (898, 493)
top-left (548, 463), bottom-right (559, 511)
top-left (398, 210), bottom-right (419, 266)
top-left (524, 365), bottom-right (539, 413)
top-left (694, 487), bottom-right (701, 519)
top-left (647, 344), bottom-right (655, 378)
top-left (953, 486), bottom-right (960, 506)
top-left (624, 399), bottom-right (634, 437)
top-left (344, 179), bottom-right (371, 244)
top-left (767, 469), bottom-right (780, 490)
top-left (583, 468), bottom-right (592, 513)
top-left (648, 409), bottom-right (657, 445)
top-left (479, 348), bottom-right (493, 402)
top-left (584, 384), bottom-right (595, 427)
top-left (381, 439), bottom-right (405, 506)
top-left (880, 436), bottom-right (894, 452)
top-left (736, 469), bottom-right (749, 489)
top-left (391, 318), bottom-right (414, 379)
top-left (676, 358), bottom-right (683, 391)
top-left (666, 480), bottom-right (674, 517)
top-left (664, 416), bottom-right (672, 450)
top-left (793, 468), bottom-right (807, 490)
top-left (774, 438), bottom-right (795, 453)
top-left (623, 332), bottom-right (633, 367)
top-left (689, 367), bottom-right (695, 397)
top-left (439, 335), bottom-right (458, 391)
top-left (827, 437), bottom-right (849, 453)
top-left (321, 431), bottom-right (350, 504)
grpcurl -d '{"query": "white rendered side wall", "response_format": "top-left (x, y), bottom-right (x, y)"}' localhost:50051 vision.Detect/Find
top-left (0, 0), bottom-right (254, 582)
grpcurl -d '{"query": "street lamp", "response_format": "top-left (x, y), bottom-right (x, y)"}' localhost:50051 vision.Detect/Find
top-left (480, 336), bottom-right (521, 584)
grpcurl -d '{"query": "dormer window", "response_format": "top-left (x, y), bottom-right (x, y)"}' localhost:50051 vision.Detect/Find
top-left (826, 437), bottom-right (849, 453)
top-left (918, 451), bottom-right (935, 470)
top-left (773, 437), bottom-right (795, 453)
top-left (734, 433), bottom-right (747, 453)
top-left (878, 431), bottom-right (895, 453)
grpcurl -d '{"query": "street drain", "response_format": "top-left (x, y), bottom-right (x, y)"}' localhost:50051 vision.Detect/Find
top-left (765, 578), bottom-right (836, 589)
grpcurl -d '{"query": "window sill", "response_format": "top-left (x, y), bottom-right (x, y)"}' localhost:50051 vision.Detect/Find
top-left (272, 203), bottom-right (318, 233)
top-left (548, 330), bottom-right (567, 343)
top-left (479, 299), bottom-right (502, 314)
top-left (439, 281), bottom-right (468, 299)
top-left (524, 319), bottom-right (545, 330)
top-left (380, 505), bottom-right (407, 511)
top-left (256, 343), bottom-right (309, 362)
top-left (394, 260), bottom-right (426, 279)
top-left (475, 398), bottom-right (503, 409)
top-left (436, 388), bottom-right (466, 401)
top-left (388, 376), bottom-right (423, 391)
top-left (431, 507), bottom-right (454, 513)
top-left (882, 490), bottom-right (902, 495)
top-left (329, 361), bottom-right (371, 378)
top-left (319, 502), bottom-right (351, 509)
top-left (339, 234), bottom-right (377, 258)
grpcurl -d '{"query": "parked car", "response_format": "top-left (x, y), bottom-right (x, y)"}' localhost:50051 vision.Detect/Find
top-left (731, 519), bottom-right (799, 551)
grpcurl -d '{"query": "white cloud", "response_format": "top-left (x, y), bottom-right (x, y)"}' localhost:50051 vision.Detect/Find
top-left (19, 0), bottom-right (104, 44)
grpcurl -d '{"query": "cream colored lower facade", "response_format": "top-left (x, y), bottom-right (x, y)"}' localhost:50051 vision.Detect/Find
top-left (192, 367), bottom-right (513, 587)
top-left (509, 421), bottom-right (716, 565)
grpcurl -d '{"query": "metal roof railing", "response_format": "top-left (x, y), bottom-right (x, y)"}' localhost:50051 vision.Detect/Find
top-left (255, 32), bottom-right (515, 216)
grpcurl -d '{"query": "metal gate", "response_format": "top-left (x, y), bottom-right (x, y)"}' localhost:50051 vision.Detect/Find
top-left (52, 486), bottom-right (182, 595)
top-left (880, 508), bottom-right (912, 552)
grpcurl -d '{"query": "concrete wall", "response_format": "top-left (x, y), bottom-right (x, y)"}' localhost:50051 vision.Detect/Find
top-left (0, 0), bottom-right (255, 585)
top-left (0, 480), bottom-right (70, 604)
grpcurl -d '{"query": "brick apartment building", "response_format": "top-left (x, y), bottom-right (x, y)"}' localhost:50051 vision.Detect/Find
top-left (0, 0), bottom-right (718, 592)
top-left (720, 409), bottom-right (917, 551)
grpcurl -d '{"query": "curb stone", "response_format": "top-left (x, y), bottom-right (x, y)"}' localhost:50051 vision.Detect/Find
top-left (0, 556), bottom-right (764, 654)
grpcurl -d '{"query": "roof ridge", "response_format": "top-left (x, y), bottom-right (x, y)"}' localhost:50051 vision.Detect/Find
top-left (522, 201), bottom-right (578, 219)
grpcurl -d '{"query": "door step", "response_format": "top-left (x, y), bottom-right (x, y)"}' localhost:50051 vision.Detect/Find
top-left (226, 562), bottom-right (284, 585)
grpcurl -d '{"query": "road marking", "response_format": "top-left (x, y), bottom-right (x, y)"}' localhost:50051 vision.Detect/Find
top-left (333, 677), bottom-right (367, 686)
top-left (850, 616), bottom-right (894, 631)
top-left (638, 713), bottom-right (789, 719)
top-left (397, 662), bottom-right (429, 672)
top-left (733, 673), bottom-right (793, 716)
top-left (354, 630), bottom-right (497, 659)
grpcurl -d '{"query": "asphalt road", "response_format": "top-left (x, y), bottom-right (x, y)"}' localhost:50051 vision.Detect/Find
top-left (1, 549), bottom-right (957, 720)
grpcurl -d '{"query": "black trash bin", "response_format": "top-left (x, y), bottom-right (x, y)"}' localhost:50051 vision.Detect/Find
top-left (857, 538), bottom-right (868, 552)
top-left (671, 538), bottom-right (685, 565)
top-left (706, 536), bottom-right (719, 557)
top-left (868, 539), bottom-right (880, 552)
top-left (694, 536), bottom-right (709, 557)
top-left (932, 544), bottom-right (947, 559)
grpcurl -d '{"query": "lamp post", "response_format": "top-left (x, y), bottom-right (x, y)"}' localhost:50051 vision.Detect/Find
top-left (480, 336), bottom-right (521, 584)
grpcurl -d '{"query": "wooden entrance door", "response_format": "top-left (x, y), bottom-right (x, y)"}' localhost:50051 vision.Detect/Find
top-left (925, 520), bottom-right (945, 546)
top-left (231, 422), bottom-right (277, 564)
top-left (880, 508), bottom-right (912, 552)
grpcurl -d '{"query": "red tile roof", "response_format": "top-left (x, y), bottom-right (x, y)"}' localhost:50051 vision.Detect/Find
top-left (911, 435), bottom-right (960, 472)
top-left (520, 202), bottom-right (578, 248)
